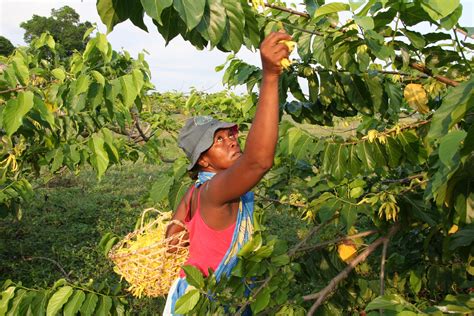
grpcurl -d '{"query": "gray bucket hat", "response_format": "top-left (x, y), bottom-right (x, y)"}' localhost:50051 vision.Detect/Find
top-left (178, 116), bottom-right (237, 170)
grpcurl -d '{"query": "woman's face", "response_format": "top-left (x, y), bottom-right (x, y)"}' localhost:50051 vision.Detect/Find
top-left (198, 127), bottom-right (241, 172)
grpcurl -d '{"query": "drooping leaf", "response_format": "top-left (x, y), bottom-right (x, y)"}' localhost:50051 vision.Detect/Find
top-left (314, 2), bottom-right (350, 19)
top-left (96, 0), bottom-right (129, 33)
top-left (427, 78), bottom-right (474, 142)
top-left (0, 287), bottom-right (16, 315)
top-left (182, 265), bottom-right (205, 289)
top-left (420, 0), bottom-right (460, 21)
top-left (46, 286), bottom-right (74, 316)
top-left (354, 16), bottom-right (374, 30)
top-left (79, 293), bottom-right (98, 316)
top-left (174, 289), bottom-right (200, 314)
top-left (173, 0), bottom-right (206, 30)
top-left (250, 287), bottom-right (271, 314)
top-left (3, 91), bottom-right (34, 136)
top-left (438, 130), bottom-right (466, 168)
top-left (88, 134), bottom-right (109, 179)
top-left (96, 296), bottom-right (112, 315)
top-left (219, 0), bottom-right (244, 52)
top-left (140, 0), bottom-right (173, 25)
top-left (196, 0), bottom-right (226, 46)
top-left (150, 174), bottom-right (174, 203)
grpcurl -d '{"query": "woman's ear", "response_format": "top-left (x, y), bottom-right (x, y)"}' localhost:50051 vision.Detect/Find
top-left (198, 156), bottom-right (209, 168)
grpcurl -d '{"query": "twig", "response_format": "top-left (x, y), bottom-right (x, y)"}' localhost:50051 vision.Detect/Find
top-left (235, 215), bottom-right (339, 316)
top-left (133, 115), bottom-right (150, 142)
top-left (380, 173), bottom-right (425, 184)
top-left (265, 3), bottom-right (309, 18)
top-left (455, 27), bottom-right (474, 40)
top-left (453, 29), bottom-right (472, 72)
top-left (304, 225), bottom-right (399, 315)
top-left (333, 119), bottom-right (431, 146)
top-left (0, 86), bottom-right (27, 95)
top-left (295, 230), bottom-right (378, 253)
top-left (409, 62), bottom-right (459, 87)
top-left (23, 256), bottom-right (72, 281)
top-left (254, 192), bottom-right (307, 208)
top-left (379, 238), bottom-right (389, 315)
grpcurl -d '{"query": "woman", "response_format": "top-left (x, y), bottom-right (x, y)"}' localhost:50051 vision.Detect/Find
top-left (164, 31), bottom-right (292, 315)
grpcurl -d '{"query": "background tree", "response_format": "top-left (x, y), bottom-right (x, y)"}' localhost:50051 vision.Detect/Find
top-left (0, 36), bottom-right (15, 56)
top-left (20, 6), bottom-right (93, 57)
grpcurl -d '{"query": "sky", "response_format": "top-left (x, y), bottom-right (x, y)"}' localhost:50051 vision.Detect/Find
top-left (1, 0), bottom-right (473, 94)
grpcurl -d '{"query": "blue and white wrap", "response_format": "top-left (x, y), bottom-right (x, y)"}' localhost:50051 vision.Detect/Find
top-left (166, 171), bottom-right (254, 315)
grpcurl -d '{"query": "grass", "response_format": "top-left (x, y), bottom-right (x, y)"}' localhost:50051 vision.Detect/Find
top-left (0, 161), bottom-right (167, 312)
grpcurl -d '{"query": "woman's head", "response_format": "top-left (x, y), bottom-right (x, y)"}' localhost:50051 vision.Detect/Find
top-left (178, 116), bottom-right (239, 173)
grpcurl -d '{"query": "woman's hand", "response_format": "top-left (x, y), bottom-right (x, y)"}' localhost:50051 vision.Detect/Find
top-left (260, 31), bottom-right (292, 78)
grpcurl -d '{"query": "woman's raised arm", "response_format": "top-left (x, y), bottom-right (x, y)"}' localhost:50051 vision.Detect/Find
top-left (204, 31), bottom-right (292, 206)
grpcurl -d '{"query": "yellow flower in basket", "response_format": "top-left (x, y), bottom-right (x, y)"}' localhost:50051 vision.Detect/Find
top-left (109, 209), bottom-right (189, 298)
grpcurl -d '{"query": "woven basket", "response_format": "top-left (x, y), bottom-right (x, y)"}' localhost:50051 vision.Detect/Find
top-left (109, 209), bottom-right (189, 298)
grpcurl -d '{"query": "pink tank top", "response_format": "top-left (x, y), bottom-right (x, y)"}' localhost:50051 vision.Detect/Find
top-left (180, 185), bottom-right (236, 277)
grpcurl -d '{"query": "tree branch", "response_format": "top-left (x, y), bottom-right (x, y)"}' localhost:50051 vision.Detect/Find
top-left (409, 62), bottom-right (459, 87)
top-left (254, 191), bottom-right (307, 208)
top-left (304, 225), bottom-right (399, 315)
top-left (0, 86), bottom-right (27, 95)
top-left (295, 230), bottom-right (378, 253)
top-left (235, 215), bottom-right (339, 316)
top-left (379, 238), bottom-right (389, 314)
top-left (23, 256), bottom-right (72, 281)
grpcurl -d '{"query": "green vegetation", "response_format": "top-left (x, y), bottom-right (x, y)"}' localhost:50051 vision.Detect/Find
top-left (20, 6), bottom-right (93, 57)
top-left (1, 0), bottom-right (473, 314)
top-left (0, 36), bottom-right (15, 57)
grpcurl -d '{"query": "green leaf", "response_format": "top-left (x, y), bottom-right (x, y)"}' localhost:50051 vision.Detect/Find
top-left (250, 288), bottom-right (271, 314)
top-left (12, 57), bottom-right (29, 86)
top-left (182, 265), bottom-right (205, 289)
top-left (385, 137), bottom-right (402, 168)
top-left (79, 293), bottom-right (98, 316)
top-left (75, 75), bottom-right (90, 95)
top-left (46, 286), bottom-right (73, 316)
top-left (155, 7), bottom-right (186, 45)
top-left (354, 16), bottom-right (374, 30)
top-left (88, 134), bottom-right (109, 179)
top-left (438, 130), bottom-right (466, 168)
top-left (0, 287), bottom-right (16, 315)
top-left (51, 68), bottom-right (65, 83)
top-left (6, 288), bottom-right (26, 316)
top-left (168, 177), bottom-right (192, 210)
top-left (173, 0), bottom-right (206, 30)
top-left (401, 29), bottom-right (426, 50)
top-left (427, 78), bottom-right (474, 142)
top-left (96, 0), bottom-right (129, 33)
top-left (333, 144), bottom-right (348, 180)
top-left (196, 0), bottom-right (226, 46)
top-left (63, 290), bottom-right (86, 316)
top-left (349, 0), bottom-right (365, 11)
top-left (51, 149), bottom-right (64, 173)
top-left (420, 0), bottom-right (460, 20)
top-left (409, 270), bottom-right (422, 294)
top-left (34, 97), bottom-right (55, 128)
top-left (150, 174), bottom-right (174, 203)
top-left (219, 0), bottom-right (244, 52)
top-left (314, 2), bottom-right (350, 19)
top-left (440, 4), bottom-right (462, 29)
top-left (174, 289), bottom-right (200, 314)
top-left (96, 296), bottom-right (112, 315)
top-left (119, 74), bottom-right (138, 108)
top-left (3, 91), bottom-right (34, 136)
top-left (141, 0), bottom-right (173, 25)
top-left (365, 294), bottom-right (411, 311)
top-left (356, 142), bottom-right (376, 171)
top-left (340, 204), bottom-right (357, 230)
